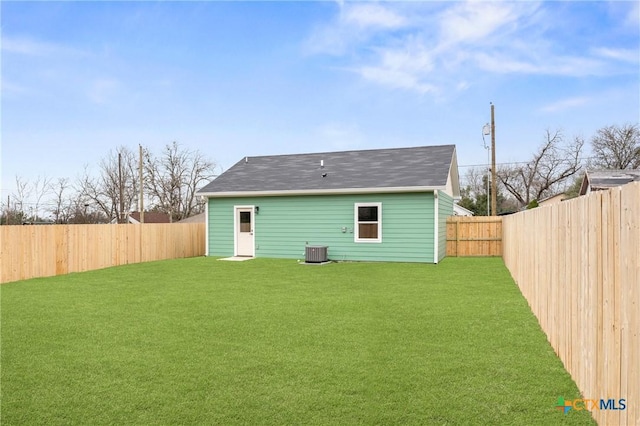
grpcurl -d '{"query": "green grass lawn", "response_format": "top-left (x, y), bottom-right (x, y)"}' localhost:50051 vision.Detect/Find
top-left (1, 257), bottom-right (594, 425)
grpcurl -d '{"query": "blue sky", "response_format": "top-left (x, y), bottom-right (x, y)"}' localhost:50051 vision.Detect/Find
top-left (2, 1), bottom-right (639, 201)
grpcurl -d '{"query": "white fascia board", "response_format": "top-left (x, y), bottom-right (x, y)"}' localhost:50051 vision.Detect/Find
top-left (197, 186), bottom-right (445, 198)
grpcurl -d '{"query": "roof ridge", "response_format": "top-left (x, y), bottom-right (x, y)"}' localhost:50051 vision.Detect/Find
top-left (241, 144), bottom-right (455, 160)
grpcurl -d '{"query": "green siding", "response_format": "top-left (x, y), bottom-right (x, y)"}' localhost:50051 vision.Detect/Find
top-left (208, 192), bottom-right (439, 262)
top-left (437, 191), bottom-right (454, 262)
top-left (207, 200), bottom-right (235, 256)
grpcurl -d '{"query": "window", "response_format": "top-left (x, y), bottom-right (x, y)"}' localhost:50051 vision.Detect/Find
top-left (239, 211), bottom-right (251, 233)
top-left (354, 203), bottom-right (382, 243)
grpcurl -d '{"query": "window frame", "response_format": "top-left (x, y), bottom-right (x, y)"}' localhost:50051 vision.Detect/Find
top-left (354, 202), bottom-right (382, 243)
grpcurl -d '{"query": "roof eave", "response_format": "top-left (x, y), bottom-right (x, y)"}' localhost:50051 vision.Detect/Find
top-left (448, 147), bottom-right (461, 198)
top-left (197, 186), bottom-right (447, 198)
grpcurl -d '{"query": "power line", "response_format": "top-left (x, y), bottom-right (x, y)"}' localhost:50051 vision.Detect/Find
top-left (459, 156), bottom-right (597, 168)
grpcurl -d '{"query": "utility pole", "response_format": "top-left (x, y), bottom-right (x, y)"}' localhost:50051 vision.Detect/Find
top-left (482, 124), bottom-right (491, 216)
top-left (119, 152), bottom-right (125, 224)
top-left (139, 145), bottom-right (144, 224)
top-left (490, 103), bottom-right (497, 216)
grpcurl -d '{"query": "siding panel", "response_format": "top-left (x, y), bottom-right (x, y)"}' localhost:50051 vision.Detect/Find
top-left (208, 193), bottom-right (437, 262)
top-left (437, 191), bottom-right (454, 262)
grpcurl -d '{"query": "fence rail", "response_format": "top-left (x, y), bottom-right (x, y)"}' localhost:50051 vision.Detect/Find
top-left (446, 216), bottom-right (502, 257)
top-left (502, 182), bottom-right (639, 426)
top-left (0, 223), bottom-right (205, 284)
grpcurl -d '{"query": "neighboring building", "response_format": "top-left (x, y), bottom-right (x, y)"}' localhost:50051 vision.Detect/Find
top-left (111, 211), bottom-right (171, 224)
top-left (196, 145), bottom-right (460, 263)
top-left (177, 212), bottom-right (206, 223)
top-left (579, 170), bottom-right (640, 195)
top-left (453, 203), bottom-right (474, 216)
top-left (128, 211), bottom-right (171, 224)
top-left (537, 193), bottom-right (567, 207)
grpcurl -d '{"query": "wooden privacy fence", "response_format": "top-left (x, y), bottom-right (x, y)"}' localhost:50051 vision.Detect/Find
top-left (0, 223), bottom-right (205, 284)
top-left (502, 182), bottom-right (639, 426)
top-left (446, 216), bottom-right (502, 256)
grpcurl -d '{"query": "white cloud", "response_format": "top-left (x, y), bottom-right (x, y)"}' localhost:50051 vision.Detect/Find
top-left (304, 25), bottom-right (349, 56)
top-left (438, 1), bottom-right (521, 45)
top-left (1, 36), bottom-right (86, 57)
top-left (2, 37), bottom-right (56, 56)
top-left (607, 0), bottom-right (640, 28)
top-left (350, 39), bottom-right (437, 94)
top-left (456, 81), bottom-right (470, 92)
top-left (3, 35), bottom-right (132, 105)
top-left (342, 4), bottom-right (406, 29)
top-left (474, 48), bottom-right (626, 77)
top-left (0, 79), bottom-right (30, 96)
top-left (305, 1), bottom-right (637, 95)
top-left (355, 65), bottom-right (436, 94)
top-left (592, 47), bottom-right (639, 64)
top-left (378, 41), bottom-right (434, 74)
top-left (305, 2), bottom-right (544, 94)
top-left (540, 96), bottom-right (591, 113)
top-left (627, 1), bottom-right (640, 26)
top-left (303, 2), bottom-right (412, 55)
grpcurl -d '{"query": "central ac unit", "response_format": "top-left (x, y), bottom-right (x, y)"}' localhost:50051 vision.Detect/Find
top-left (305, 245), bottom-right (328, 263)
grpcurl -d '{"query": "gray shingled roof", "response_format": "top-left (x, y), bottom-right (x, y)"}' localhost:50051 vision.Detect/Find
top-left (580, 169), bottom-right (640, 194)
top-left (197, 145), bottom-right (458, 196)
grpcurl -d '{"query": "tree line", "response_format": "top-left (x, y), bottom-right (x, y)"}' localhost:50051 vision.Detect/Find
top-left (3, 123), bottom-right (638, 223)
top-left (2, 142), bottom-right (217, 225)
top-left (459, 123), bottom-right (639, 216)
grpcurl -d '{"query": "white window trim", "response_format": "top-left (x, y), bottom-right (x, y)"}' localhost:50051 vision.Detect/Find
top-left (354, 202), bottom-right (382, 243)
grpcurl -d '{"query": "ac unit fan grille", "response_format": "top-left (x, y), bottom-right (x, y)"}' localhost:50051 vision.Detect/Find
top-left (305, 246), bottom-right (328, 263)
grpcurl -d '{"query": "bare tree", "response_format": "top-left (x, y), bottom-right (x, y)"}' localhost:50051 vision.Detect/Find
top-left (50, 177), bottom-right (68, 223)
top-left (67, 195), bottom-right (107, 224)
top-left (144, 141), bottom-right (216, 222)
top-left (49, 177), bottom-right (80, 224)
top-left (590, 123), bottom-right (640, 170)
top-left (31, 175), bottom-right (53, 222)
top-left (458, 167), bottom-right (489, 215)
top-left (1, 197), bottom-right (26, 225)
top-left (10, 175), bottom-right (52, 222)
top-left (460, 167), bottom-right (488, 199)
top-left (78, 147), bottom-right (139, 223)
top-left (12, 176), bottom-right (31, 220)
top-left (458, 166), bottom-right (519, 215)
top-left (498, 130), bottom-right (584, 208)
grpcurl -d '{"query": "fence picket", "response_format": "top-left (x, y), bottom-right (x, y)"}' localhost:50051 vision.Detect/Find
top-left (0, 223), bottom-right (205, 284)
top-left (446, 216), bottom-right (502, 256)
top-left (503, 182), bottom-right (639, 426)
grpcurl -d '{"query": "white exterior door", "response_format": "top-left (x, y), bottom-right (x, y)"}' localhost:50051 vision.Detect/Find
top-left (235, 207), bottom-right (254, 257)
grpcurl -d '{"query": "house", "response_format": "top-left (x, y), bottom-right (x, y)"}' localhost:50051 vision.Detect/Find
top-left (110, 211), bottom-right (171, 224)
top-left (177, 212), bottom-right (206, 223)
top-left (128, 211), bottom-right (171, 224)
top-left (453, 203), bottom-right (474, 216)
top-left (537, 193), bottom-right (567, 207)
top-left (196, 145), bottom-right (460, 263)
top-left (579, 170), bottom-right (640, 195)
